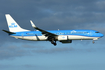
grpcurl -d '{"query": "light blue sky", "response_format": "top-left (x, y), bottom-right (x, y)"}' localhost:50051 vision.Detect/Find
top-left (0, 0), bottom-right (105, 70)
top-left (0, 41), bottom-right (105, 70)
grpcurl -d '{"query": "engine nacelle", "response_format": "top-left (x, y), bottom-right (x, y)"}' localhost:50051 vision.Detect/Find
top-left (57, 36), bottom-right (72, 43)
top-left (57, 36), bottom-right (68, 40)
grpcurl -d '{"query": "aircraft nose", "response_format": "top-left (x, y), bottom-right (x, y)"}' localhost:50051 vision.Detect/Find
top-left (100, 33), bottom-right (104, 37)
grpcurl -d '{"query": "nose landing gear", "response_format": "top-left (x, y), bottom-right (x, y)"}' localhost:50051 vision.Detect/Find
top-left (92, 40), bottom-right (95, 44)
top-left (92, 38), bottom-right (99, 44)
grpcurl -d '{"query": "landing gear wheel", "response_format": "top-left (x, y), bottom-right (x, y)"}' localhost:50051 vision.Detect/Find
top-left (54, 43), bottom-right (57, 46)
top-left (51, 38), bottom-right (57, 46)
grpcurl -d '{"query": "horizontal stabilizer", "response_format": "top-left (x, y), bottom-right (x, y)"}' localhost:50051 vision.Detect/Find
top-left (2, 30), bottom-right (16, 34)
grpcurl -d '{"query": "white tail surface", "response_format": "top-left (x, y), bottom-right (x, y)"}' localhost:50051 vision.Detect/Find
top-left (5, 14), bottom-right (30, 32)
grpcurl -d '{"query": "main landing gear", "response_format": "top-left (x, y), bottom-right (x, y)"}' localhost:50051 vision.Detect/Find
top-left (51, 38), bottom-right (57, 46)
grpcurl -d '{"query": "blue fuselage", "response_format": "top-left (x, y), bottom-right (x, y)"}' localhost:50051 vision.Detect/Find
top-left (9, 30), bottom-right (103, 41)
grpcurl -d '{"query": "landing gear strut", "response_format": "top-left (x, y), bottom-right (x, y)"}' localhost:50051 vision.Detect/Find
top-left (51, 38), bottom-right (57, 46)
top-left (92, 40), bottom-right (95, 44)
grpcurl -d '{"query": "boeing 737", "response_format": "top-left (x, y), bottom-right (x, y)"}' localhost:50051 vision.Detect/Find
top-left (3, 14), bottom-right (104, 46)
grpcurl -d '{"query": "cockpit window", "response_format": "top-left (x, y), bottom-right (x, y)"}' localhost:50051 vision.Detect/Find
top-left (95, 32), bottom-right (99, 33)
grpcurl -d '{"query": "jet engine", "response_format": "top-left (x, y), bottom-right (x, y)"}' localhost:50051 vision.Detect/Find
top-left (57, 36), bottom-right (72, 43)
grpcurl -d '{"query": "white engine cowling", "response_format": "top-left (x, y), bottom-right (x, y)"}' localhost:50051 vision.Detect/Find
top-left (57, 36), bottom-right (72, 43)
top-left (57, 36), bottom-right (68, 40)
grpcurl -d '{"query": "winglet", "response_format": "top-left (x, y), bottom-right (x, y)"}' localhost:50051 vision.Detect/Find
top-left (30, 20), bottom-right (36, 28)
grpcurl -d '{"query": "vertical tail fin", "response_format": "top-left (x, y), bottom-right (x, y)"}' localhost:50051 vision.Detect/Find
top-left (5, 14), bottom-right (30, 32)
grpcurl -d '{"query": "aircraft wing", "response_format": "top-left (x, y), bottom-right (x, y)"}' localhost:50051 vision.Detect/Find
top-left (30, 20), bottom-right (57, 37)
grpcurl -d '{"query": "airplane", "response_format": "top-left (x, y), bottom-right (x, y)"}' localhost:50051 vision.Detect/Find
top-left (3, 14), bottom-right (104, 46)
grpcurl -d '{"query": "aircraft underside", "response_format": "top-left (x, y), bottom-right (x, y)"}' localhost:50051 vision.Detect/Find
top-left (11, 35), bottom-right (99, 46)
